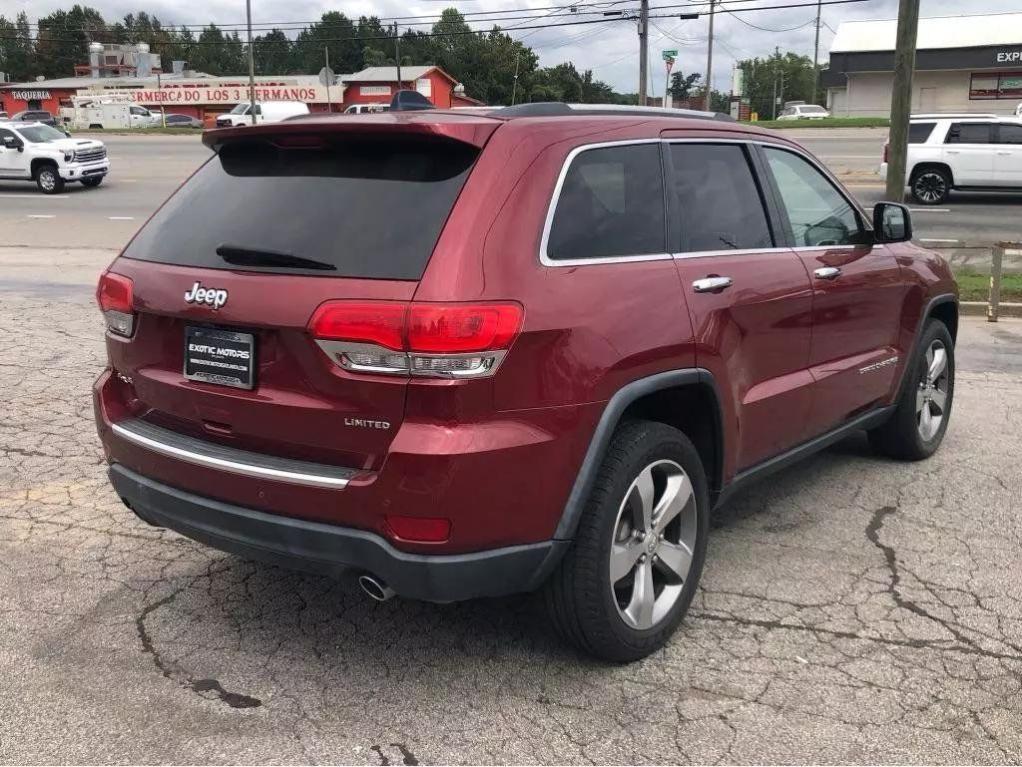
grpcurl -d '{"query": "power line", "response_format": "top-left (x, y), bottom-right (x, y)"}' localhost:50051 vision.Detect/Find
top-left (11, 0), bottom-right (879, 33)
top-left (1, 0), bottom-right (883, 47)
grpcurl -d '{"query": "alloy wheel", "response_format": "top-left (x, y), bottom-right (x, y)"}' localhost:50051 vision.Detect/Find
top-left (609, 459), bottom-right (697, 630)
top-left (917, 339), bottom-right (949, 441)
top-left (39, 170), bottom-right (56, 192)
top-left (914, 173), bottom-right (946, 204)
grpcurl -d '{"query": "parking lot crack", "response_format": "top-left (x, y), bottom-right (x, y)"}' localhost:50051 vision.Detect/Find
top-left (136, 583), bottom-right (262, 709)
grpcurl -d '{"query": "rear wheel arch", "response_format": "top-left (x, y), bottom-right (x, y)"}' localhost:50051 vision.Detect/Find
top-left (929, 298), bottom-right (958, 341)
top-left (910, 162), bottom-right (954, 187)
top-left (554, 369), bottom-right (724, 541)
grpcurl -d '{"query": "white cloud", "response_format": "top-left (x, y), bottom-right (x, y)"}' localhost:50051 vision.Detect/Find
top-left (2, 0), bottom-right (1020, 93)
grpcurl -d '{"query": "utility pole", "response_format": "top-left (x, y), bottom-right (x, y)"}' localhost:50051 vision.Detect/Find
top-left (638, 0), bottom-right (649, 105)
top-left (811, 0), bottom-right (822, 104)
top-left (704, 0), bottom-right (715, 111)
top-left (324, 46), bottom-right (332, 113)
top-left (885, 0), bottom-right (920, 201)
top-left (511, 49), bottom-right (520, 105)
top-left (245, 0), bottom-right (256, 125)
top-left (395, 29), bottom-right (402, 89)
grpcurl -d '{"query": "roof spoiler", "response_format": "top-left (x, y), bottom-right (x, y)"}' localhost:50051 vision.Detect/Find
top-left (390, 90), bottom-right (435, 112)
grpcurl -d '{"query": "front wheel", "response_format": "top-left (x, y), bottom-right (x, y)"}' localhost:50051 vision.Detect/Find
top-left (545, 420), bottom-right (709, 662)
top-left (81, 176), bottom-right (103, 188)
top-left (869, 319), bottom-right (955, 460)
top-left (35, 165), bottom-right (65, 194)
top-left (911, 168), bottom-right (951, 205)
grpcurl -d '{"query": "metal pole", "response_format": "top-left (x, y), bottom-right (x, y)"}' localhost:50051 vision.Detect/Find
top-left (157, 70), bottom-right (166, 127)
top-left (665, 64), bottom-right (670, 108)
top-left (811, 0), bottom-right (822, 104)
top-left (884, 0), bottom-right (920, 201)
top-left (324, 46), bottom-right (331, 113)
top-left (395, 32), bottom-right (402, 90)
top-left (246, 0), bottom-right (256, 125)
top-left (638, 0), bottom-right (649, 105)
top-left (772, 74), bottom-right (777, 120)
top-left (988, 244), bottom-right (1004, 323)
top-left (511, 49), bottom-right (520, 105)
top-left (704, 0), bottom-right (715, 110)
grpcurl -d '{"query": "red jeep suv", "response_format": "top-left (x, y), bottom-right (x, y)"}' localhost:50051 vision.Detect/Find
top-left (94, 103), bottom-right (958, 661)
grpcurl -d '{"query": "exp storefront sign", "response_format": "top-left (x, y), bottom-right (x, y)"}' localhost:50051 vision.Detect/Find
top-left (996, 49), bottom-right (1022, 64)
top-left (110, 85), bottom-right (323, 105)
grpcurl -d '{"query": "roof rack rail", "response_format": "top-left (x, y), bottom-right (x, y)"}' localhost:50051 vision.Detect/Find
top-left (910, 112), bottom-right (999, 119)
top-left (493, 102), bottom-right (735, 122)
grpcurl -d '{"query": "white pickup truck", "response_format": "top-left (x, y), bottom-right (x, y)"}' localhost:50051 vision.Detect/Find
top-left (0, 122), bottom-right (109, 194)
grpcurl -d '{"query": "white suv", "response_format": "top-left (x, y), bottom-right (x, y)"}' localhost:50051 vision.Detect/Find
top-left (777, 104), bottom-right (830, 120)
top-left (0, 122), bottom-right (109, 194)
top-left (881, 113), bottom-right (1022, 204)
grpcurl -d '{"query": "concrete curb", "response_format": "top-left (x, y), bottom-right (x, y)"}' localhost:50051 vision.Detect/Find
top-left (961, 301), bottom-right (1022, 318)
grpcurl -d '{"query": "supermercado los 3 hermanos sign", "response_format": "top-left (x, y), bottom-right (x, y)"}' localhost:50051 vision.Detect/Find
top-left (88, 84), bottom-right (331, 105)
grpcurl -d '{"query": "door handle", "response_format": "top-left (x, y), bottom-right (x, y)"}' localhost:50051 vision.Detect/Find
top-left (692, 276), bottom-right (733, 293)
top-left (946, 149), bottom-right (960, 154)
top-left (814, 266), bottom-right (842, 280)
top-left (996, 150), bottom-right (1012, 156)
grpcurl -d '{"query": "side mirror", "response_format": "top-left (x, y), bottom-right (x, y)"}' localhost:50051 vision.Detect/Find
top-left (64, 129), bottom-right (72, 138)
top-left (2, 136), bottom-right (22, 151)
top-left (873, 202), bottom-right (912, 244)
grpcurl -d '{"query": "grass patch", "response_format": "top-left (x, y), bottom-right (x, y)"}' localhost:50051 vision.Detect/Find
top-left (745, 117), bottom-right (891, 130)
top-left (954, 268), bottom-right (1022, 302)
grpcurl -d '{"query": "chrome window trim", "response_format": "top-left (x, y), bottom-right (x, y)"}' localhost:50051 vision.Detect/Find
top-left (111, 420), bottom-right (354, 489)
top-left (538, 138), bottom-right (670, 267)
top-left (538, 136), bottom-right (876, 268)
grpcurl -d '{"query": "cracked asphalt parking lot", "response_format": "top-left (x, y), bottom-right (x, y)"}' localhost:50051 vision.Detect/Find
top-left (2, 247), bottom-right (1022, 765)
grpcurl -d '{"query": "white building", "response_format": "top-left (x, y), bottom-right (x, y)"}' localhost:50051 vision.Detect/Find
top-left (823, 12), bottom-right (1022, 117)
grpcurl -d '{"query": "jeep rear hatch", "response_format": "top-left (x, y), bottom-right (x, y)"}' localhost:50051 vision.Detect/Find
top-left (106, 118), bottom-right (498, 477)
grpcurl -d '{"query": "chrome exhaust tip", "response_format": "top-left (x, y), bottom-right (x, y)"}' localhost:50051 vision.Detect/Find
top-left (357, 574), bottom-right (396, 602)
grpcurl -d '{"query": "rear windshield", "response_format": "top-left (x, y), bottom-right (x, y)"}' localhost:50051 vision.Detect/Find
top-left (123, 137), bottom-right (478, 279)
top-left (908, 122), bottom-right (936, 143)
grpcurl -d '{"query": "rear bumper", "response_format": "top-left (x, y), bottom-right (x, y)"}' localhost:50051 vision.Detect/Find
top-left (111, 463), bottom-right (568, 602)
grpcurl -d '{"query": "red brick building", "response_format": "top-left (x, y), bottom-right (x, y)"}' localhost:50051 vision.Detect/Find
top-left (0, 62), bottom-right (481, 125)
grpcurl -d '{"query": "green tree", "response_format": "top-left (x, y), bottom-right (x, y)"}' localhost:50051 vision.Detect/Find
top-left (669, 71), bottom-right (701, 101)
top-left (36, 5), bottom-right (106, 78)
top-left (254, 28), bottom-right (290, 74)
top-left (0, 13), bottom-right (35, 82)
top-left (738, 50), bottom-right (816, 119)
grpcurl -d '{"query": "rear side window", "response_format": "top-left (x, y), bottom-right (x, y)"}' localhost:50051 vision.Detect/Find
top-left (998, 123), bottom-right (1022, 144)
top-left (947, 123), bottom-right (992, 144)
top-left (545, 143), bottom-right (666, 260)
top-left (908, 122), bottom-right (936, 143)
top-left (122, 137), bottom-right (478, 280)
top-left (667, 143), bottom-right (773, 253)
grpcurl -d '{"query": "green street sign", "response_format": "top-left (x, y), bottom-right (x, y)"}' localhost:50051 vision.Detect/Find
top-left (662, 49), bottom-right (678, 60)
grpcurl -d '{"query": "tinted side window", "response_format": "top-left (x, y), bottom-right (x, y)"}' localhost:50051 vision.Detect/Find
top-left (998, 124), bottom-right (1022, 145)
top-left (947, 123), bottom-right (992, 144)
top-left (908, 122), bottom-right (936, 143)
top-left (668, 143), bottom-right (773, 253)
top-left (764, 148), bottom-right (864, 248)
top-left (546, 143), bottom-right (666, 260)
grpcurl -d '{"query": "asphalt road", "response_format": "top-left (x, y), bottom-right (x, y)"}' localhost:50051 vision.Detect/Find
top-left (1, 246), bottom-right (1021, 763)
top-left (0, 130), bottom-right (1020, 253)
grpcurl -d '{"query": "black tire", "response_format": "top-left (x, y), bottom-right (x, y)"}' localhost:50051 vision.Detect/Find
top-left (81, 176), bottom-right (103, 188)
top-left (35, 164), bottom-right (64, 194)
top-left (869, 319), bottom-right (955, 460)
top-left (910, 167), bottom-right (951, 205)
top-left (545, 420), bottom-right (709, 662)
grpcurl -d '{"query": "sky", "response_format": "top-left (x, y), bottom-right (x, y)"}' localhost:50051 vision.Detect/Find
top-left (2, 0), bottom-right (1021, 94)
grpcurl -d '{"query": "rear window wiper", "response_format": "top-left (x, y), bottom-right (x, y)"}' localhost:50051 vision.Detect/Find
top-left (215, 244), bottom-right (336, 271)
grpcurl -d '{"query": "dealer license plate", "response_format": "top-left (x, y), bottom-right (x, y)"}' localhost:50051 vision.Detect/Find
top-left (183, 326), bottom-right (256, 390)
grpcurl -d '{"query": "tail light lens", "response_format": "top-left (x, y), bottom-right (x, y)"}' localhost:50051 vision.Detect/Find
top-left (96, 272), bottom-right (135, 337)
top-left (308, 300), bottom-right (523, 378)
top-left (385, 515), bottom-right (451, 544)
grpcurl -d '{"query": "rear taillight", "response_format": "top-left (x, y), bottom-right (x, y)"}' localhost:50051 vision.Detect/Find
top-left (308, 300), bottom-right (523, 378)
top-left (883, 142), bottom-right (889, 164)
top-left (96, 272), bottom-right (135, 337)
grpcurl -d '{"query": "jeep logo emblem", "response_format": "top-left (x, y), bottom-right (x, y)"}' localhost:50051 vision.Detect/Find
top-left (184, 282), bottom-right (228, 309)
